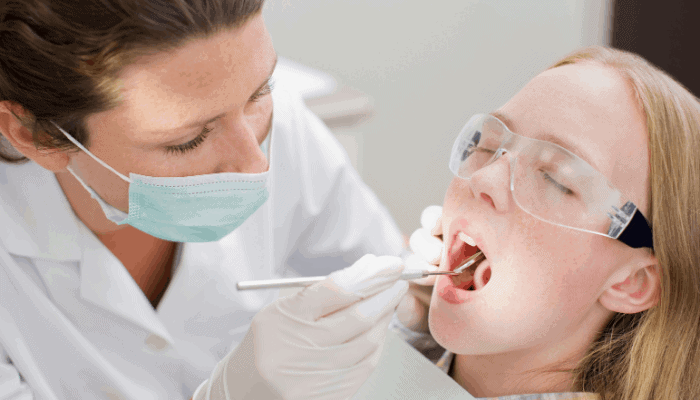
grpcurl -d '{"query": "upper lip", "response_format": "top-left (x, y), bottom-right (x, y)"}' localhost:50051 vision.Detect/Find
top-left (446, 218), bottom-right (488, 271)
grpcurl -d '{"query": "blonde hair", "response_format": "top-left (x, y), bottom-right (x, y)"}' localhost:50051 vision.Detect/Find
top-left (550, 46), bottom-right (700, 400)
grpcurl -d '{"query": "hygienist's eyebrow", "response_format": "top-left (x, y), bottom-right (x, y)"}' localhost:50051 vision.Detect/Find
top-left (165, 55), bottom-right (279, 132)
top-left (489, 110), bottom-right (600, 171)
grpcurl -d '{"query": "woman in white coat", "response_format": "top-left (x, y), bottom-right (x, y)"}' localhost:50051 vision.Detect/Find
top-left (0, 1), bottom-right (414, 399)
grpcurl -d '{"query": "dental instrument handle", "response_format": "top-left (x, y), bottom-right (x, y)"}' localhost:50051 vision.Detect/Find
top-left (236, 270), bottom-right (457, 291)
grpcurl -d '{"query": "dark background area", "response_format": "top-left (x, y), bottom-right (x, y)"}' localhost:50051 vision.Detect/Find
top-left (612, 0), bottom-right (700, 97)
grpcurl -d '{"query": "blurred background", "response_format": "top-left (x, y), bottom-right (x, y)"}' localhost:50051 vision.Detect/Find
top-left (263, 0), bottom-right (613, 234)
top-left (0, 0), bottom-right (696, 235)
top-left (263, 0), bottom-right (700, 235)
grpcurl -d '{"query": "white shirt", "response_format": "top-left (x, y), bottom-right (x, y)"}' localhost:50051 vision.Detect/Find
top-left (0, 87), bottom-right (405, 400)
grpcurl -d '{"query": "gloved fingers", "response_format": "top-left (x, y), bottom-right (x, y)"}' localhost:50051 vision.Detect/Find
top-left (280, 282), bottom-right (362, 323)
top-left (335, 310), bottom-right (393, 364)
top-left (408, 205), bottom-right (445, 286)
top-left (258, 310), bottom-right (393, 375)
top-left (291, 311), bottom-right (394, 373)
top-left (277, 255), bottom-right (404, 322)
top-left (420, 205), bottom-right (443, 236)
top-left (349, 280), bottom-right (407, 329)
top-left (328, 255), bottom-right (404, 298)
top-left (409, 228), bottom-right (442, 265)
top-left (296, 311), bottom-right (394, 373)
top-left (402, 253), bottom-right (437, 285)
top-left (311, 280), bottom-right (407, 346)
top-left (262, 281), bottom-right (402, 349)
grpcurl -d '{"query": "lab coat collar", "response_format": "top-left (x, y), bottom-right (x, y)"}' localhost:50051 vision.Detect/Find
top-left (1, 161), bottom-right (174, 342)
top-left (78, 224), bottom-right (175, 344)
top-left (0, 161), bottom-right (82, 261)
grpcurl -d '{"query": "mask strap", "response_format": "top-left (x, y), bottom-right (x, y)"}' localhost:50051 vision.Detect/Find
top-left (51, 121), bottom-right (132, 183)
top-left (64, 165), bottom-right (129, 223)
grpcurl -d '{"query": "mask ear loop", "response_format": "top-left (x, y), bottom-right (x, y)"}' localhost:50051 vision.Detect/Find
top-left (50, 121), bottom-right (133, 183)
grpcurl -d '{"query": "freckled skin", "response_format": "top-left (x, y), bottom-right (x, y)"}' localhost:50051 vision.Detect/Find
top-left (51, 14), bottom-right (276, 307)
top-left (428, 63), bottom-right (656, 396)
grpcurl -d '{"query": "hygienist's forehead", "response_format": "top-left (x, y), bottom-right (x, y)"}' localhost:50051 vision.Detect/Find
top-left (85, 16), bottom-right (276, 145)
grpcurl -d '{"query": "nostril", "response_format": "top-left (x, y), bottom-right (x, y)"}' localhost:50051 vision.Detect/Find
top-left (481, 193), bottom-right (495, 208)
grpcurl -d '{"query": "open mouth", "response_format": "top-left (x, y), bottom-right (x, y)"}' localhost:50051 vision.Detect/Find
top-left (448, 232), bottom-right (491, 291)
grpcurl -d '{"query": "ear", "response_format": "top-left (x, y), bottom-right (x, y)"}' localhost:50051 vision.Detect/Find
top-left (0, 101), bottom-right (70, 171)
top-left (598, 252), bottom-right (660, 314)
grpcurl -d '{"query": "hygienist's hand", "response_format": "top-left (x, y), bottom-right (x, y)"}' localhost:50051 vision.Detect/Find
top-left (396, 205), bottom-right (443, 333)
top-left (193, 255), bottom-right (409, 400)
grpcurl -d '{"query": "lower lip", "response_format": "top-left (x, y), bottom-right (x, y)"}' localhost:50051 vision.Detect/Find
top-left (436, 275), bottom-right (472, 304)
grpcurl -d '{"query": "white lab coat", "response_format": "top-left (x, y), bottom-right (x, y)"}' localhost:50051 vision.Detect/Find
top-left (0, 87), bottom-right (405, 400)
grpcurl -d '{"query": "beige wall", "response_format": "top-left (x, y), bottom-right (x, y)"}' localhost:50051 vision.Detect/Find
top-left (263, 0), bottom-right (612, 234)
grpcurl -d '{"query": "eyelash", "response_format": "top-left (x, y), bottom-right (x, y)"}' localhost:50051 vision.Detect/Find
top-left (541, 171), bottom-right (574, 195)
top-left (250, 79), bottom-right (275, 102)
top-left (165, 125), bottom-right (214, 155)
top-left (164, 80), bottom-right (275, 155)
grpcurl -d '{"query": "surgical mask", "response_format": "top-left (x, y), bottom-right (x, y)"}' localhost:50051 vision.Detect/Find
top-left (449, 113), bottom-right (653, 249)
top-left (53, 122), bottom-right (271, 243)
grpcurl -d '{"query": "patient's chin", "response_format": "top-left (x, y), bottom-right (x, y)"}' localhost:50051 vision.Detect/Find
top-left (427, 303), bottom-right (518, 356)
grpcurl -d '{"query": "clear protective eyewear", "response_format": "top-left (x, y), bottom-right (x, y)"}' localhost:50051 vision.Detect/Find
top-left (449, 114), bottom-right (653, 249)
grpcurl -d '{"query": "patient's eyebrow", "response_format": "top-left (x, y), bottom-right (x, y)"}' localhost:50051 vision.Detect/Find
top-left (489, 110), bottom-right (600, 171)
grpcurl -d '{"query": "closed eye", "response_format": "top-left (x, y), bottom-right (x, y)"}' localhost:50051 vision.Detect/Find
top-left (541, 171), bottom-right (574, 195)
top-left (250, 78), bottom-right (275, 102)
top-left (165, 123), bottom-right (215, 155)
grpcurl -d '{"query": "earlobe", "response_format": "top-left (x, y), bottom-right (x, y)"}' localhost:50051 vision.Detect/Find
top-left (599, 260), bottom-right (660, 314)
top-left (0, 101), bottom-right (70, 171)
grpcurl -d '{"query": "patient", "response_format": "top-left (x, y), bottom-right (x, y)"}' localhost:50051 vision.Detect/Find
top-left (393, 46), bottom-right (700, 400)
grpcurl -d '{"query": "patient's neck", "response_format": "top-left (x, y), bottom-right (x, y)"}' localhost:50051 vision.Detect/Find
top-left (451, 352), bottom-right (575, 397)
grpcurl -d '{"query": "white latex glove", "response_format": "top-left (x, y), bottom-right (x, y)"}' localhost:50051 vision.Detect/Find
top-left (193, 255), bottom-right (409, 400)
top-left (396, 205), bottom-right (443, 332)
top-left (405, 205), bottom-right (444, 285)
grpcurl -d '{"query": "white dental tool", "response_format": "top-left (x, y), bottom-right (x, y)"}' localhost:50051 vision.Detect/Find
top-left (236, 270), bottom-right (459, 291)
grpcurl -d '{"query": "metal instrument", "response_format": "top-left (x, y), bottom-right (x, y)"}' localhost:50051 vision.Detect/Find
top-left (451, 251), bottom-right (485, 275)
top-left (236, 270), bottom-right (459, 291)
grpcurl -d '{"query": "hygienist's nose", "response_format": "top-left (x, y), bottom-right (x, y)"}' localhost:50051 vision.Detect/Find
top-left (467, 150), bottom-right (511, 213)
top-left (215, 120), bottom-right (269, 174)
top-left (232, 144), bottom-right (269, 174)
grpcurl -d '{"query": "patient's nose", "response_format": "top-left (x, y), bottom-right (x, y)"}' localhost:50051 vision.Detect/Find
top-left (467, 150), bottom-right (511, 213)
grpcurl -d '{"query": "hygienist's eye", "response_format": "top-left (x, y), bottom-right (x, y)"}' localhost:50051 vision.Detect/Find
top-left (249, 79), bottom-right (275, 102)
top-left (165, 124), bottom-right (214, 155)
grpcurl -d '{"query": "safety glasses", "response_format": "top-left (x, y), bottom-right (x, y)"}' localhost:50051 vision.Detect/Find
top-left (449, 114), bottom-right (653, 249)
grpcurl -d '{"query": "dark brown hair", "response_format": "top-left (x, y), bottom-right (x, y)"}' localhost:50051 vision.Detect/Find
top-left (0, 0), bottom-right (264, 162)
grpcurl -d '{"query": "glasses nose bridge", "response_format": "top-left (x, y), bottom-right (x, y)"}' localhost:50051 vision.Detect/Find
top-left (494, 147), bottom-right (508, 160)
top-left (484, 137), bottom-right (515, 169)
top-left (490, 129), bottom-right (530, 168)
top-left (471, 144), bottom-right (513, 185)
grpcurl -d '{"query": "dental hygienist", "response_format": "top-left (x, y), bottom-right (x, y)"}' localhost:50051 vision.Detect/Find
top-left (0, 1), bottom-right (417, 399)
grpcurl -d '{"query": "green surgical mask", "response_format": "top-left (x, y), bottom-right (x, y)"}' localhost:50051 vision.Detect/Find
top-left (55, 122), bottom-right (271, 242)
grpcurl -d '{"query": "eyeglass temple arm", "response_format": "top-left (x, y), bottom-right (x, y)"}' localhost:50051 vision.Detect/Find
top-left (617, 209), bottom-right (653, 249)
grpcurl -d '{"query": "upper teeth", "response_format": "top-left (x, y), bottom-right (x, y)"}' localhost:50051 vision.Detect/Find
top-left (458, 232), bottom-right (477, 247)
